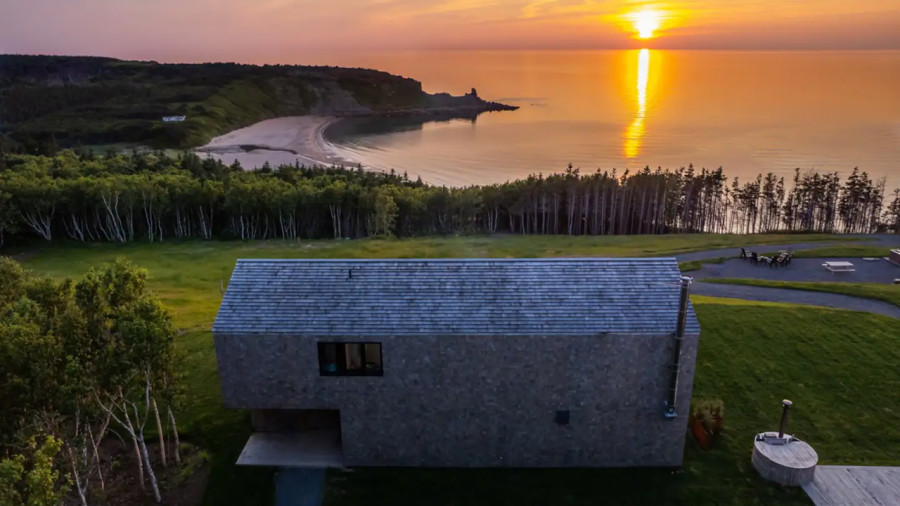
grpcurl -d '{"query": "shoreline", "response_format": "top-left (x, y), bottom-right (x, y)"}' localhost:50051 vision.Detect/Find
top-left (196, 116), bottom-right (355, 169)
top-left (194, 97), bottom-right (519, 175)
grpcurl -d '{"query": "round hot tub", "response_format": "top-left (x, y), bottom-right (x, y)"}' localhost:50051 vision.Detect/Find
top-left (751, 433), bottom-right (818, 486)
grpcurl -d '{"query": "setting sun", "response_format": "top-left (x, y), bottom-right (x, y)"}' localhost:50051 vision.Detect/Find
top-left (631, 9), bottom-right (662, 39)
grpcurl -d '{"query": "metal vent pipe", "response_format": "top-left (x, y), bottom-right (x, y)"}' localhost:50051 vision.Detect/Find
top-left (664, 276), bottom-right (692, 418)
top-left (778, 399), bottom-right (793, 438)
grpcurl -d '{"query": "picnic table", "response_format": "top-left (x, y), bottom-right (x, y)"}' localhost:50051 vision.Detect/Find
top-left (822, 261), bottom-right (855, 273)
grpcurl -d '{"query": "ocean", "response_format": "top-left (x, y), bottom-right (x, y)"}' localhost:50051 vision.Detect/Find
top-left (298, 50), bottom-right (898, 189)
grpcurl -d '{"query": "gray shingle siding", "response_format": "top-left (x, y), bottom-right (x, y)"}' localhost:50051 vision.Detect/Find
top-left (213, 257), bottom-right (701, 468)
top-left (215, 331), bottom-right (699, 467)
top-left (213, 258), bottom-right (700, 336)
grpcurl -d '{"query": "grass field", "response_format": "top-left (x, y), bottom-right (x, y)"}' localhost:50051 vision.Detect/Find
top-left (678, 257), bottom-right (726, 272)
top-left (7, 234), bottom-right (898, 505)
top-left (705, 279), bottom-right (900, 307)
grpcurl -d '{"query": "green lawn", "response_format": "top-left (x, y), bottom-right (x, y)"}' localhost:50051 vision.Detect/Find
top-left (679, 257), bottom-right (726, 272)
top-left (7, 234), bottom-right (897, 506)
top-left (705, 279), bottom-right (900, 308)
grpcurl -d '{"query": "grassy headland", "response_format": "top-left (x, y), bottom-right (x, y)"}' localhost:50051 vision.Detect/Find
top-left (0, 55), bottom-right (514, 152)
top-left (10, 235), bottom-right (898, 505)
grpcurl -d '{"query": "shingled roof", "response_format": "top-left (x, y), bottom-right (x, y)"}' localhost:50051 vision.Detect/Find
top-left (213, 258), bottom-right (700, 337)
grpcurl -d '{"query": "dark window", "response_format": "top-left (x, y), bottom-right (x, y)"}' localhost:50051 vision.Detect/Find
top-left (318, 342), bottom-right (383, 376)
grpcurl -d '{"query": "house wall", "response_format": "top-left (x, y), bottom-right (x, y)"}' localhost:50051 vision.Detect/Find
top-left (214, 331), bottom-right (700, 468)
top-left (251, 409), bottom-right (339, 432)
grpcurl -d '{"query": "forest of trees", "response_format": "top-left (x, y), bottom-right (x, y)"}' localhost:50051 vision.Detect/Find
top-left (0, 258), bottom-right (183, 504)
top-left (0, 150), bottom-right (897, 248)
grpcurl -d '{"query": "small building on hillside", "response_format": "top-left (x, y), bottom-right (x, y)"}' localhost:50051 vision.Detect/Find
top-left (161, 115), bottom-right (186, 122)
top-left (213, 258), bottom-right (701, 468)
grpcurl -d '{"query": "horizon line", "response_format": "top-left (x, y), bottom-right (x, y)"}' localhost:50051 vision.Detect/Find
top-left (5, 47), bottom-right (899, 65)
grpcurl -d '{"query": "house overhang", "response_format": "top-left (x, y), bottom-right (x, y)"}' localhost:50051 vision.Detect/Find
top-left (236, 431), bottom-right (344, 468)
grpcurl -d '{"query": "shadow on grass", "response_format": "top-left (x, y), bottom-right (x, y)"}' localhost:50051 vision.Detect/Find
top-left (176, 330), bottom-right (274, 505)
top-left (199, 426), bottom-right (274, 506)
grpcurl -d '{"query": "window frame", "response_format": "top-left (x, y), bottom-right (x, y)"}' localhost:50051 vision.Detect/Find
top-left (317, 341), bottom-right (383, 377)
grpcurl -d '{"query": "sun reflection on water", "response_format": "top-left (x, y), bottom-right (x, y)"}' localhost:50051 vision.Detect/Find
top-left (624, 48), bottom-right (650, 159)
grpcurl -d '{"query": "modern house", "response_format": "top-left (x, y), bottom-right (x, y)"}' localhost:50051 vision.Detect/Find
top-left (213, 258), bottom-right (701, 468)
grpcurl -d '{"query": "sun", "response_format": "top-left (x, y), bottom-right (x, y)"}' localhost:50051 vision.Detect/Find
top-left (631, 9), bottom-right (662, 39)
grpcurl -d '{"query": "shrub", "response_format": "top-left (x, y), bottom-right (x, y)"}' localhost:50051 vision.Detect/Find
top-left (691, 398), bottom-right (725, 436)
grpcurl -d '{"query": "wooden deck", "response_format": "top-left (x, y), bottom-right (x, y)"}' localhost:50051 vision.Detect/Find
top-left (802, 466), bottom-right (900, 506)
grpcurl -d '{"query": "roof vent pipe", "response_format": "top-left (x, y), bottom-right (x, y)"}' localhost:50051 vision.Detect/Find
top-left (778, 399), bottom-right (792, 439)
top-left (664, 276), bottom-right (693, 419)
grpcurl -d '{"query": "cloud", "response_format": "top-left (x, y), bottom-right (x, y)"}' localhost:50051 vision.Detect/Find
top-left (520, 0), bottom-right (617, 20)
top-left (0, 0), bottom-right (897, 59)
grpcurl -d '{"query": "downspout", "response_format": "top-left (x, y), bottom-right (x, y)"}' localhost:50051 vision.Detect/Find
top-left (664, 276), bottom-right (692, 419)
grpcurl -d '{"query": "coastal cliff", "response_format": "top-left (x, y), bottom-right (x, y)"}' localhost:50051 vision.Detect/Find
top-left (0, 54), bottom-right (517, 151)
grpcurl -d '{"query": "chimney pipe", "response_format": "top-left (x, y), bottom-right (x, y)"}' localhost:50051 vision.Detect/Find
top-left (778, 399), bottom-right (793, 438)
top-left (665, 276), bottom-right (692, 418)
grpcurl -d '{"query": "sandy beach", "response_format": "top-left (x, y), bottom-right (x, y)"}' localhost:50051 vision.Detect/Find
top-left (196, 116), bottom-right (353, 169)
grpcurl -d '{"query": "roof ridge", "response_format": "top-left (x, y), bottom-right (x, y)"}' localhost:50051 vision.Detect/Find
top-left (235, 257), bottom-right (678, 263)
top-left (214, 257), bottom-right (700, 337)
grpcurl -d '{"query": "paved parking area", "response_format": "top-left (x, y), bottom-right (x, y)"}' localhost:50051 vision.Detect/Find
top-left (683, 240), bottom-right (900, 318)
top-left (696, 257), bottom-right (899, 284)
top-left (674, 235), bottom-right (900, 264)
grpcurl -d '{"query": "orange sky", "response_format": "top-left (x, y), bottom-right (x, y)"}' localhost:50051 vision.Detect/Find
top-left (1, 0), bottom-right (898, 61)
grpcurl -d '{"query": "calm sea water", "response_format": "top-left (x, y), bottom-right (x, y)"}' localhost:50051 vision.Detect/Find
top-left (307, 50), bottom-right (898, 188)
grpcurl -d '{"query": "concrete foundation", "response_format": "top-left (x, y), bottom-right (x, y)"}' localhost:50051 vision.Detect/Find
top-left (237, 431), bottom-right (343, 468)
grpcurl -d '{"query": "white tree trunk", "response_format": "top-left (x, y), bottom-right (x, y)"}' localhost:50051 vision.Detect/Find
top-left (66, 446), bottom-right (90, 506)
top-left (137, 430), bottom-right (161, 503)
top-left (152, 397), bottom-right (167, 468)
top-left (87, 423), bottom-right (105, 492)
top-left (167, 406), bottom-right (181, 464)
